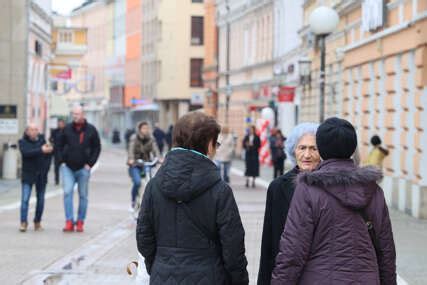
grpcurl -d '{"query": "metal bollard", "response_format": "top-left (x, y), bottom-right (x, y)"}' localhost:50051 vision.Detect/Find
top-left (2, 142), bottom-right (18, 179)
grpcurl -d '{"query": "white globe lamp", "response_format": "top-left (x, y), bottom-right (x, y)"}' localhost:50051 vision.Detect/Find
top-left (309, 6), bottom-right (339, 36)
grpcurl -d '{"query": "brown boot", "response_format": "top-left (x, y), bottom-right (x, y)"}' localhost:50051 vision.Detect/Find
top-left (34, 222), bottom-right (43, 231)
top-left (19, 222), bottom-right (28, 232)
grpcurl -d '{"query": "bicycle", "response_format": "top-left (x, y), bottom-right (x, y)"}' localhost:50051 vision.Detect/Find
top-left (128, 157), bottom-right (160, 284)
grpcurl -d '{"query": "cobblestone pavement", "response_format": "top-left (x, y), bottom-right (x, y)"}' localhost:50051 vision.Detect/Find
top-left (0, 147), bottom-right (426, 284)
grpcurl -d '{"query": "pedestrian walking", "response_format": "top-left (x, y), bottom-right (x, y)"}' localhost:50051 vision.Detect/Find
top-left (272, 117), bottom-right (396, 285)
top-left (136, 112), bottom-right (249, 285)
top-left (242, 125), bottom-right (261, 188)
top-left (50, 119), bottom-right (65, 185)
top-left (258, 123), bottom-right (320, 285)
top-left (112, 128), bottom-right (121, 144)
top-left (152, 123), bottom-right (167, 154)
top-left (165, 124), bottom-right (173, 151)
top-left (365, 135), bottom-right (389, 169)
top-left (269, 129), bottom-right (287, 179)
top-left (127, 121), bottom-right (161, 210)
top-left (125, 128), bottom-right (135, 150)
top-left (19, 123), bottom-right (53, 232)
top-left (215, 126), bottom-right (235, 183)
top-left (57, 106), bottom-right (101, 233)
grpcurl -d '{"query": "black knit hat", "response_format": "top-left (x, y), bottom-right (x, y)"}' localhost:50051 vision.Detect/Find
top-left (316, 117), bottom-right (358, 160)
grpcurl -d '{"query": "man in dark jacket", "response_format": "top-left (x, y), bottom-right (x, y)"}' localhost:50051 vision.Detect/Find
top-left (57, 106), bottom-right (101, 233)
top-left (19, 123), bottom-right (53, 232)
top-left (152, 123), bottom-right (166, 154)
top-left (137, 112), bottom-right (249, 285)
top-left (272, 117), bottom-right (396, 285)
top-left (50, 119), bottom-right (65, 185)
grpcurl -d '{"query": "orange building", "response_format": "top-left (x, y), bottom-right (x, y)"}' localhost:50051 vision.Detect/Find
top-left (125, 0), bottom-right (142, 108)
top-left (203, 0), bottom-right (219, 118)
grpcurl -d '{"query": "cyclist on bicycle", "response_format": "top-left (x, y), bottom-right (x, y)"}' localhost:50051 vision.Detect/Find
top-left (127, 121), bottom-right (161, 210)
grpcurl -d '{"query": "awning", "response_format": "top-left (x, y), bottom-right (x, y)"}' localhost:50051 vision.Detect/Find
top-left (131, 103), bottom-right (160, 112)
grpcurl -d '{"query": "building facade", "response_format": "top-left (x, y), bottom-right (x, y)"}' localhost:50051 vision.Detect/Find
top-left (203, 0), bottom-right (219, 118)
top-left (142, 0), bottom-right (206, 128)
top-left (27, 0), bottom-right (52, 134)
top-left (0, 0), bottom-right (53, 175)
top-left (69, 0), bottom-right (114, 135)
top-left (216, 0), bottom-right (275, 153)
top-left (273, 0), bottom-right (304, 136)
top-left (50, 14), bottom-right (88, 120)
top-left (300, 0), bottom-right (427, 218)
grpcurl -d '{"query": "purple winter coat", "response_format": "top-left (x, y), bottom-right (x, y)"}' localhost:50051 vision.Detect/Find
top-left (271, 159), bottom-right (396, 285)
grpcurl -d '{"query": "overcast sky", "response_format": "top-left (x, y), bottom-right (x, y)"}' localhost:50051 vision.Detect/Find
top-left (52, 0), bottom-right (85, 15)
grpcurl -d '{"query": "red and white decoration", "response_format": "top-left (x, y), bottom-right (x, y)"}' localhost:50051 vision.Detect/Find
top-left (257, 107), bottom-right (275, 166)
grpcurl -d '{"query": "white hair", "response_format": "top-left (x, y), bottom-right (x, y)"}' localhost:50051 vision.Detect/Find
top-left (285, 122), bottom-right (319, 165)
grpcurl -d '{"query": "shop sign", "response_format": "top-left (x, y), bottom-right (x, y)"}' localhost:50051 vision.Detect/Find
top-left (278, 86), bottom-right (295, 103)
top-left (0, 105), bottom-right (18, 134)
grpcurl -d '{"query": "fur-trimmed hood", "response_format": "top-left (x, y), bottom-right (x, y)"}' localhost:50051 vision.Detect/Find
top-left (298, 159), bottom-right (383, 209)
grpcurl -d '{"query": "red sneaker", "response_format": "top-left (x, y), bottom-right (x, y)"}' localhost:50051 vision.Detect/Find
top-left (63, 220), bottom-right (74, 232)
top-left (76, 220), bottom-right (84, 232)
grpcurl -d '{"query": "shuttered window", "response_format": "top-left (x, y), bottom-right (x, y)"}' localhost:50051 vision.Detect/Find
top-left (190, 58), bottom-right (203, 87)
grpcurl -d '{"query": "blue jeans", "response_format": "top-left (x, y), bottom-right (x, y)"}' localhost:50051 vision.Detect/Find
top-left (216, 161), bottom-right (231, 183)
top-left (129, 165), bottom-right (152, 204)
top-left (62, 165), bottom-right (90, 222)
top-left (20, 178), bottom-right (46, 223)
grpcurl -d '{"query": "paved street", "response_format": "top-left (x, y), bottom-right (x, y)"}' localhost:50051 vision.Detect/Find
top-left (0, 147), bottom-right (426, 284)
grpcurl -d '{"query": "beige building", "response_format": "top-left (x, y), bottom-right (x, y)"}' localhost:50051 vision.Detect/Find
top-left (142, 0), bottom-right (206, 128)
top-left (0, 0), bottom-right (52, 175)
top-left (50, 14), bottom-right (88, 119)
top-left (300, 0), bottom-right (427, 218)
top-left (67, 0), bottom-right (115, 133)
top-left (216, 0), bottom-right (275, 153)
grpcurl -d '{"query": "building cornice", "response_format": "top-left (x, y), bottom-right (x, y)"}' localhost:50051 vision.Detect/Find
top-left (219, 60), bottom-right (274, 76)
top-left (216, 0), bottom-right (274, 27)
top-left (30, 1), bottom-right (53, 25)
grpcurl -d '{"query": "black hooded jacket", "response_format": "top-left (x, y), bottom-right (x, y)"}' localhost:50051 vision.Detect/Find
top-left (136, 148), bottom-right (249, 285)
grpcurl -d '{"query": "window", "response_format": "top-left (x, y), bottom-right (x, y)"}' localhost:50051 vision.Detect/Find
top-left (191, 16), bottom-right (204, 45)
top-left (35, 40), bottom-right (42, 57)
top-left (190, 58), bottom-right (203, 87)
top-left (59, 31), bottom-right (72, 43)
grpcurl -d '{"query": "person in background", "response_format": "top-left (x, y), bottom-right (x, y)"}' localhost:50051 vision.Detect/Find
top-left (242, 125), bottom-right (261, 188)
top-left (125, 128), bottom-right (135, 150)
top-left (127, 121), bottom-right (161, 210)
top-left (215, 126), bottom-right (235, 183)
top-left (270, 129), bottom-right (287, 179)
top-left (137, 112), bottom-right (249, 284)
top-left (57, 105), bottom-right (101, 233)
top-left (365, 135), bottom-right (389, 169)
top-left (272, 117), bottom-right (396, 285)
top-left (165, 125), bottom-right (174, 151)
top-left (258, 123), bottom-right (320, 284)
top-left (153, 123), bottom-right (167, 154)
top-left (19, 123), bottom-right (53, 232)
top-left (50, 119), bottom-right (65, 185)
top-left (112, 129), bottom-right (121, 144)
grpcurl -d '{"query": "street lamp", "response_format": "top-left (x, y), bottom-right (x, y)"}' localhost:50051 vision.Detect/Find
top-left (309, 6), bottom-right (339, 122)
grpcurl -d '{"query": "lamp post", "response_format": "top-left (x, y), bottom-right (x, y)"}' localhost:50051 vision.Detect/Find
top-left (309, 6), bottom-right (339, 122)
top-left (225, 0), bottom-right (231, 125)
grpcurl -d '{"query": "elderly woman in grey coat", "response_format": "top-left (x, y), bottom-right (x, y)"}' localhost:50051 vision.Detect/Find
top-left (257, 123), bottom-right (320, 285)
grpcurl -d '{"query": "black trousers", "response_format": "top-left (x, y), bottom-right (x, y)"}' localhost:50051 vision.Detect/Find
top-left (54, 154), bottom-right (61, 185)
top-left (273, 158), bottom-right (285, 179)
